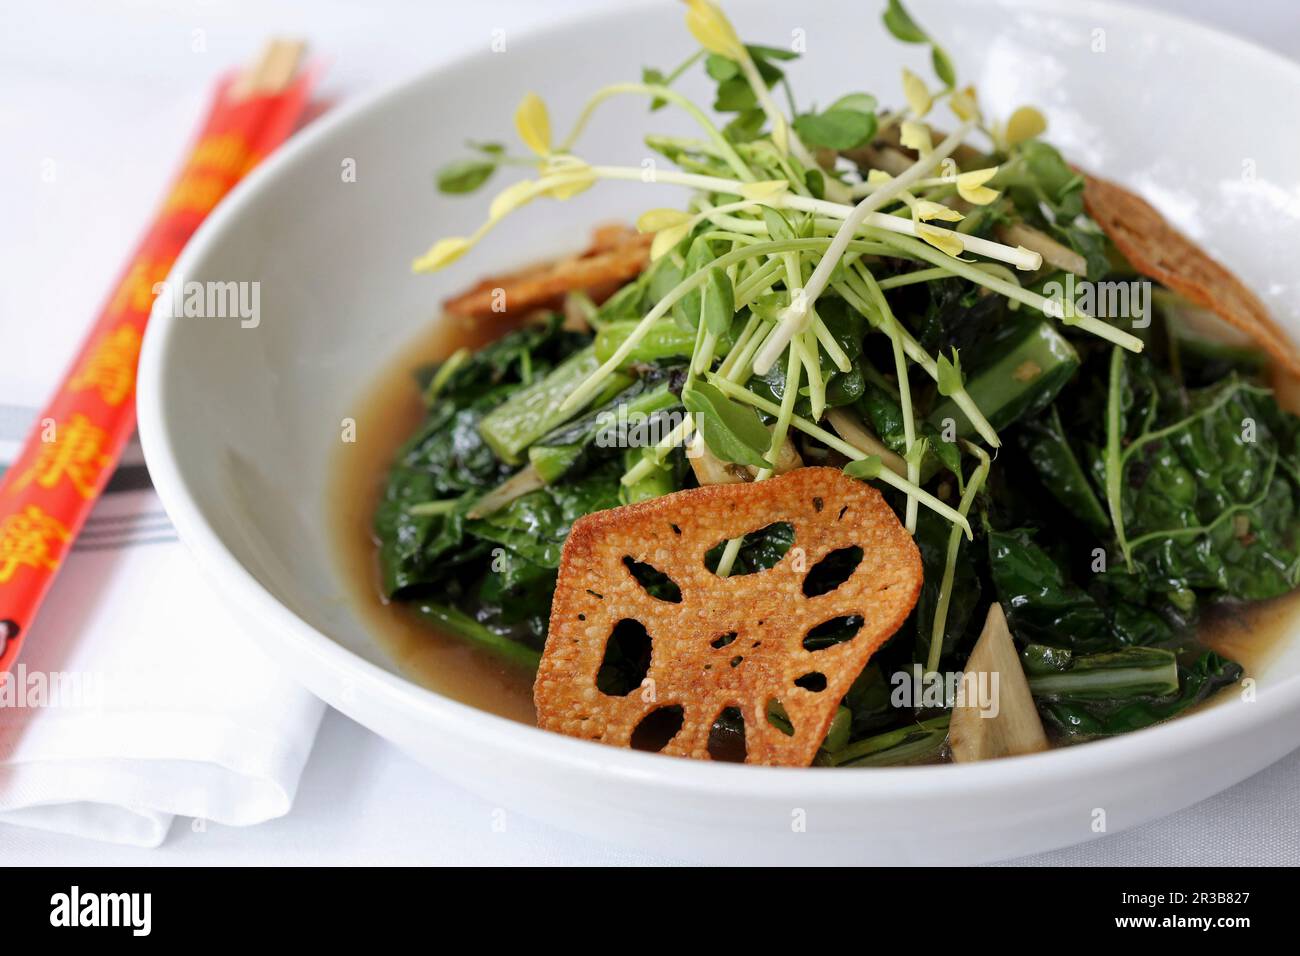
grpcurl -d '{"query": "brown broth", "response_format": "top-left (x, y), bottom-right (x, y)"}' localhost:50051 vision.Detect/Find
top-left (331, 317), bottom-right (1300, 733)
top-left (1200, 592), bottom-right (1297, 679)
top-left (328, 312), bottom-right (538, 724)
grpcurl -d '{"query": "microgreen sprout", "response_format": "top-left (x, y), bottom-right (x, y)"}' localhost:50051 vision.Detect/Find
top-left (418, 0), bottom-right (1145, 554)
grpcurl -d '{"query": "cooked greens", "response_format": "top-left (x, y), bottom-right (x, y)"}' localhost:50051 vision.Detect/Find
top-left (375, 0), bottom-right (1294, 762)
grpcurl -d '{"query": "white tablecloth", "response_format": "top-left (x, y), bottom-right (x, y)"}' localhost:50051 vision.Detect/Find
top-left (3, 0), bottom-right (1297, 865)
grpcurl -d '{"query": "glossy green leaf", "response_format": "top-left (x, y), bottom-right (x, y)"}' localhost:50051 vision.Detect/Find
top-left (701, 267), bottom-right (735, 338)
top-left (682, 381), bottom-right (772, 468)
top-left (882, 0), bottom-right (928, 43)
top-left (793, 108), bottom-right (877, 150)
top-left (436, 158), bottom-right (497, 194)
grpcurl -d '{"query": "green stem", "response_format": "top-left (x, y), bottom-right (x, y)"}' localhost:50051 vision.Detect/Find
top-left (817, 716), bottom-right (951, 767)
top-left (714, 346), bottom-right (803, 578)
top-left (1027, 647), bottom-right (1178, 700)
top-left (562, 237), bottom-right (892, 414)
top-left (857, 265), bottom-right (918, 531)
top-left (557, 83), bottom-right (753, 181)
top-left (1105, 345), bottom-right (1133, 570)
top-left (867, 229), bottom-right (1144, 353)
top-left (410, 602), bottom-right (541, 671)
top-left (706, 375), bottom-right (972, 539)
top-left (925, 444), bottom-right (990, 675)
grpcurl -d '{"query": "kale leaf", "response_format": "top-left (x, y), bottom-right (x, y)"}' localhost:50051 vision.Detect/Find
top-left (1103, 351), bottom-right (1300, 602)
top-left (1038, 651), bottom-right (1243, 738)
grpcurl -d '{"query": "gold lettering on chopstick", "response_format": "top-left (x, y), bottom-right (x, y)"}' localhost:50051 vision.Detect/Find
top-left (10, 414), bottom-right (112, 499)
top-left (0, 506), bottom-right (71, 584)
top-left (107, 258), bottom-right (171, 318)
top-left (68, 326), bottom-right (142, 407)
top-left (187, 133), bottom-right (249, 174)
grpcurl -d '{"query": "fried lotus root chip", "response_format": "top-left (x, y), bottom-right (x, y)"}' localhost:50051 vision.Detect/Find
top-left (443, 223), bottom-right (651, 319)
top-left (534, 467), bottom-right (923, 766)
top-left (1083, 174), bottom-right (1300, 375)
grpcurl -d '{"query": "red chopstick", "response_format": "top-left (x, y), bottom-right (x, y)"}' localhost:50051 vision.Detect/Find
top-left (0, 41), bottom-right (319, 672)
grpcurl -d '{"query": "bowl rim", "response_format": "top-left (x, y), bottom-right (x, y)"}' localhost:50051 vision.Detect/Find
top-left (137, 0), bottom-right (1300, 803)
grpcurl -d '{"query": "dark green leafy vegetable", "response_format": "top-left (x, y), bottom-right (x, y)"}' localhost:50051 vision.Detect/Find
top-left (408, 601), bottom-right (542, 669)
top-left (1025, 646), bottom-right (1179, 699)
top-left (913, 508), bottom-right (981, 668)
top-left (1038, 652), bottom-right (1243, 738)
top-left (478, 347), bottom-right (625, 464)
top-left (929, 316), bottom-right (1079, 436)
top-left (987, 528), bottom-right (1111, 652)
top-left (816, 716), bottom-right (950, 767)
top-left (1019, 405), bottom-right (1110, 534)
top-left (529, 368), bottom-right (682, 484)
top-left (1104, 349), bottom-right (1300, 601)
top-left (467, 462), bottom-right (624, 568)
top-left (390, 0), bottom-right (1285, 761)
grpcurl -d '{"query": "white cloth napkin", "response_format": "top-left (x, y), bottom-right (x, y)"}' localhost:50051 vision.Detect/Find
top-left (0, 424), bottom-right (326, 847)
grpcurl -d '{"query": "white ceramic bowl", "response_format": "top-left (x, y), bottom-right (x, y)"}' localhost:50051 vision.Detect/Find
top-left (137, 0), bottom-right (1300, 864)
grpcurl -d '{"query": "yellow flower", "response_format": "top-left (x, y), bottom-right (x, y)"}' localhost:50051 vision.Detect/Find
top-left (901, 68), bottom-right (932, 118)
top-left (684, 0), bottom-right (743, 59)
top-left (956, 166), bottom-right (1000, 205)
top-left (1004, 105), bottom-right (1047, 146)
top-left (915, 223), bottom-right (966, 259)
top-left (950, 85), bottom-right (980, 123)
top-left (413, 236), bottom-right (471, 273)
top-left (914, 200), bottom-right (963, 223)
top-left (514, 92), bottom-right (552, 157)
top-left (900, 120), bottom-right (933, 155)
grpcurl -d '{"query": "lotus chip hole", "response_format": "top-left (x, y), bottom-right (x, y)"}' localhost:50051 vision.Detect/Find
top-left (630, 705), bottom-right (685, 752)
top-left (707, 706), bottom-right (747, 762)
top-left (704, 521), bottom-right (795, 576)
top-left (596, 618), bottom-right (652, 697)
top-left (711, 631), bottom-right (738, 649)
top-left (794, 671), bottom-right (828, 692)
top-left (729, 655), bottom-right (743, 668)
top-left (802, 614), bottom-right (865, 651)
top-left (802, 545), bottom-right (864, 597)
top-left (622, 555), bottom-right (683, 603)
top-left (766, 698), bottom-right (795, 736)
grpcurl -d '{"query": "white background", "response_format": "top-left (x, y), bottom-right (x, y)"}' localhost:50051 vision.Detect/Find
top-left (2, 0), bottom-right (1298, 864)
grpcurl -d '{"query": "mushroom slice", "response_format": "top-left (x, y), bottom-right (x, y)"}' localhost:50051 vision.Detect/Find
top-left (825, 408), bottom-right (907, 477)
top-left (949, 603), bottom-right (1049, 762)
top-left (995, 223), bottom-right (1088, 276)
top-left (686, 429), bottom-right (803, 486)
